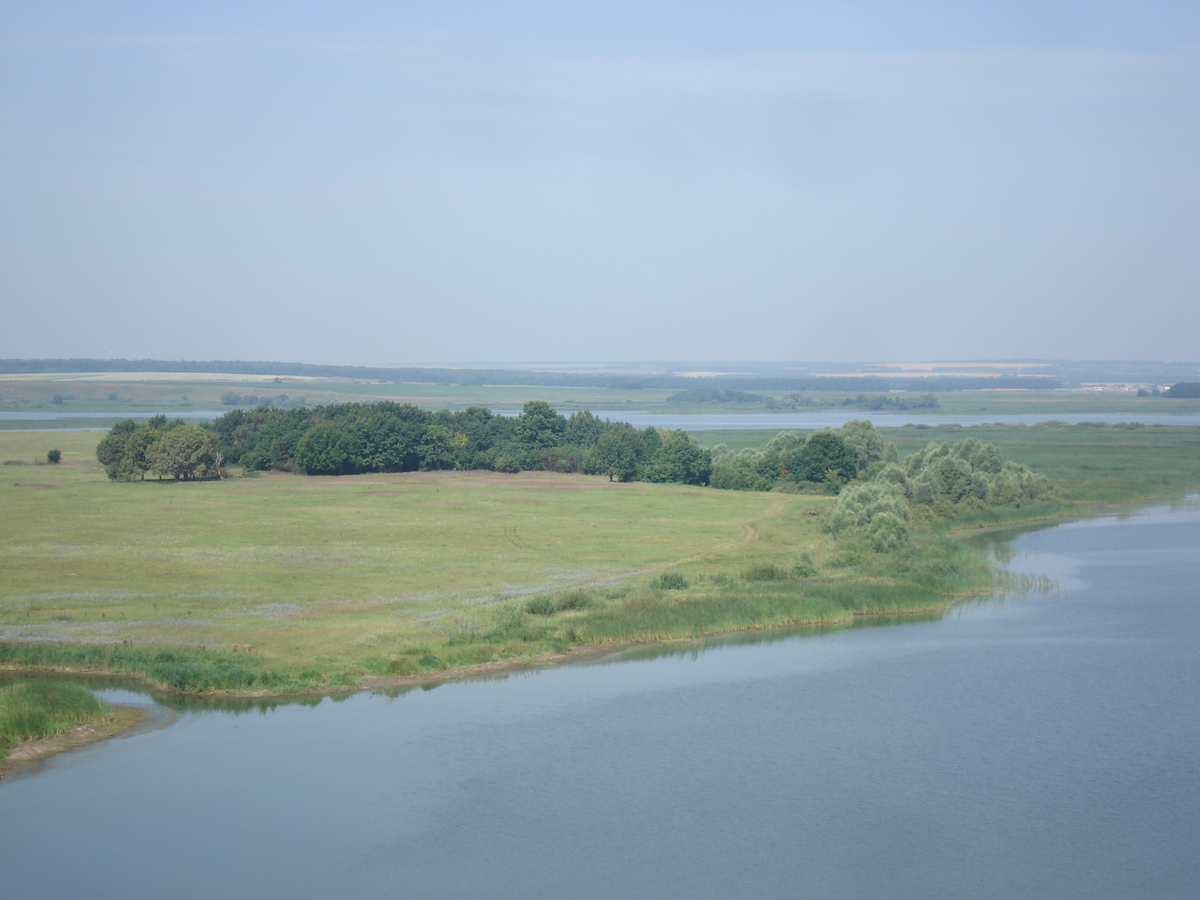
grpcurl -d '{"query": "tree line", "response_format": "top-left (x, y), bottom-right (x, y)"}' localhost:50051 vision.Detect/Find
top-left (95, 402), bottom-right (1054, 539)
top-left (666, 389), bottom-right (940, 410)
top-left (96, 402), bottom-right (713, 485)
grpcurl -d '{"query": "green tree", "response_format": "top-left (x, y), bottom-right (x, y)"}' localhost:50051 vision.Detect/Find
top-left (839, 419), bottom-right (888, 475)
top-left (418, 425), bottom-right (460, 470)
top-left (517, 400), bottom-right (565, 448)
top-left (117, 426), bottom-right (164, 481)
top-left (146, 425), bottom-right (221, 481)
top-left (783, 429), bottom-right (858, 486)
top-left (644, 430), bottom-right (712, 485)
top-left (96, 419), bottom-right (137, 468)
top-left (296, 424), bottom-right (353, 475)
top-left (46, 449), bottom-right (61, 464)
top-left (587, 427), bottom-right (640, 481)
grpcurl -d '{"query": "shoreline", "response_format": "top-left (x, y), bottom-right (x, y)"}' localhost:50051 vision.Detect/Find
top-left (2, 492), bottom-right (1194, 707)
top-left (1, 705), bottom-right (149, 779)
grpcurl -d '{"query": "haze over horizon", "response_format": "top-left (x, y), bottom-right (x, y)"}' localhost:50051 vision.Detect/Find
top-left (2, 2), bottom-right (1198, 366)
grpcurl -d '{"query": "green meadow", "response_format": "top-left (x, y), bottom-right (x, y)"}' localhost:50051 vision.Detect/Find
top-left (2, 431), bottom-right (865, 692)
top-left (4, 420), bottom-right (1198, 696)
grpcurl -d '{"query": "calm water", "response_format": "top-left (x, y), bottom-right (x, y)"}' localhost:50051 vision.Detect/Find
top-left (5, 409), bottom-right (1200, 430)
top-left (592, 410), bottom-right (1200, 430)
top-left (2, 501), bottom-right (1198, 899)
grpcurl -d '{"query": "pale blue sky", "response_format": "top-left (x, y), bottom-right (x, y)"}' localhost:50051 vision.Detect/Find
top-left (2, 2), bottom-right (1197, 365)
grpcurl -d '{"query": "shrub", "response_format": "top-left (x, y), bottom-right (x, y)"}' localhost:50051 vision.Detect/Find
top-left (46, 449), bottom-right (61, 464)
top-left (652, 573), bottom-right (688, 590)
top-left (526, 591), bottom-right (593, 615)
top-left (742, 563), bottom-right (787, 581)
top-left (827, 481), bottom-right (912, 552)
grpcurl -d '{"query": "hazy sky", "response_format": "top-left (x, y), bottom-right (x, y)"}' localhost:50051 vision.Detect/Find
top-left (2, 2), bottom-right (1197, 365)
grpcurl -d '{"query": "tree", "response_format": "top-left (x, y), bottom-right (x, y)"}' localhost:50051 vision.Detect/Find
top-left (296, 424), bottom-right (353, 475)
top-left (1165, 382), bottom-right (1200, 399)
top-left (839, 419), bottom-right (888, 475)
top-left (146, 425), bottom-right (220, 481)
top-left (96, 419), bottom-right (137, 468)
top-left (783, 429), bottom-right (858, 486)
top-left (517, 400), bottom-right (565, 448)
top-left (46, 449), bottom-right (61, 464)
top-left (120, 426), bottom-right (165, 481)
top-left (645, 430), bottom-right (712, 485)
top-left (587, 427), bottom-right (640, 481)
top-left (418, 425), bottom-right (461, 470)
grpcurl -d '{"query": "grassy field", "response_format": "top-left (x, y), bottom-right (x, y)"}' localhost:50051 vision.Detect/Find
top-left (3, 430), bottom-right (885, 691)
top-left (5, 421), bottom-right (1197, 696)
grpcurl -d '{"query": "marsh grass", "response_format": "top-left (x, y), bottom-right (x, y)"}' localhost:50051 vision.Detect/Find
top-left (0, 680), bottom-right (110, 769)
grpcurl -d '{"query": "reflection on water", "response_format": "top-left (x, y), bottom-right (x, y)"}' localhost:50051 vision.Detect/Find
top-left (2, 499), bottom-right (1199, 899)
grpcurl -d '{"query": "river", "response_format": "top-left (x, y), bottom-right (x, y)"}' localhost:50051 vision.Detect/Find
top-left (2, 500), bottom-right (1198, 898)
top-left (4, 409), bottom-right (1200, 431)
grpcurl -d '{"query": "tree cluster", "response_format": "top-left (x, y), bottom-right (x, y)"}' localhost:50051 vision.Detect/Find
top-left (710, 420), bottom-right (895, 492)
top-left (201, 400), bottom-right (712, 484)
top-left (776, 392), bottom-right (940, 410)
top-left (220, 391), bottom-right (305, 408)
top-left (827, 437), bottom-right (1053, 551)
top-left (909, 376), bottom-right (1063, 391)
top-left (1164, 382), bottom-right (1200, 399)
top-left (96, 416), bottom-right (223, 481)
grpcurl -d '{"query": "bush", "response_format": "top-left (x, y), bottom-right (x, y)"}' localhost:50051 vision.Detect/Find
top-left (827, 481), bottom-right (912, 552)
top-left (46, 449), bottom-right (61, 464)
top-left (742, 563), bottom-right (787, 582)
top-left (791, 561), bottom-right (818, 578)
top-left (652, 573), bottom-right (688, 590)
top-left (526, 590), bottom-right (593, 615)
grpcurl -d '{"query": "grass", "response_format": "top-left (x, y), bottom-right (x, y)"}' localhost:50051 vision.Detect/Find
top-left (0, 680), bottom-right (111, 769)
top-left (4, 423), bottom-right (1197, 695)
top-left (1, 431), bottom-right (852, 692)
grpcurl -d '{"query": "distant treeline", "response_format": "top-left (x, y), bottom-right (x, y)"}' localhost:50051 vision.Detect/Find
top-left (1164, 382), bottom-right (1200, 398)
top-left (98, 402), bottom-right (713, 485)
top-left (1, 358), bottom-right (894, 392)
top-left (910, 376), bottom-right (1063, 391)
top-left (667, 389), bottom-right (939, 410)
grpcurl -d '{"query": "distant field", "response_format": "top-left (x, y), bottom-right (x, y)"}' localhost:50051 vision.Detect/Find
top-left (0, 373), bottom-right (671, 416)
top-left (5, 372), bottom-right (1198, 422)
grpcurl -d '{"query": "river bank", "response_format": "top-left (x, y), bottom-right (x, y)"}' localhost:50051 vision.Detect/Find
top-left (1, 705), bottom-right (148, 778)
top-left (6, 497), bottom-right (1199, 898)
top-left (3, 427), bottom-right (1198, 701)
top-left (1, 490), bottom-right (1187, 703)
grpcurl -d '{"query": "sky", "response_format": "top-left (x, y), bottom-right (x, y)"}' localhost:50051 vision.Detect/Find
top-left (1, 1), bottom-right (1198, 366)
